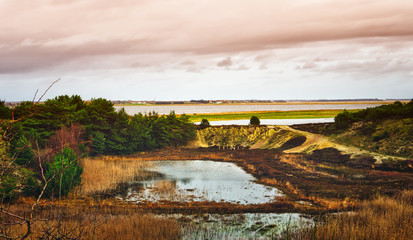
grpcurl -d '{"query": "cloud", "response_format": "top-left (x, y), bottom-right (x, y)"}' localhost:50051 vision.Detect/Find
top-left (0, 0), bottom-right (412, 73)
top-left (1, 0), bottom-right (413, 102)
top-left (217, 57), bottom-right (233, 67)
top-left (298, 61), bottom-right (318, 70)
top-left (180, 60), bottom-right (196, 65)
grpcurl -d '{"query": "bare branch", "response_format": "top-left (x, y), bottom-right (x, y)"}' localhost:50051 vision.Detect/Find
top-left (36, 78), bottom-right (60, 105)
top-left (0, 78), bottom-right (62, 240)
top-left (32, 89), bottom-right (39, 103)
top-left (0, 209), bottom-right (26, 221)
top-left (10, 78), bottom-right (61, 124)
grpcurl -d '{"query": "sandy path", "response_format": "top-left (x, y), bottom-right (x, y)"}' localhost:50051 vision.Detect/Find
top-left (280, 125), bottom-right (406, 162)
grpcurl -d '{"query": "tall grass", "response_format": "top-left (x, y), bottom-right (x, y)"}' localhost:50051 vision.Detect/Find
top-left (79, 157), bottom-right (150, 195)
top-left (1, 205), bottom-right (181, 240)
top-left (296, 190), bottom-right (413, 240)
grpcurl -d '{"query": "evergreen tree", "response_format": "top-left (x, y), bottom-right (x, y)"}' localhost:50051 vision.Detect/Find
top-left (44, 148), bottom-right (82, 197)
top-left (200, 119), bottom-right (211, 129)
top-left (250, 116), bottom-right (260, 125)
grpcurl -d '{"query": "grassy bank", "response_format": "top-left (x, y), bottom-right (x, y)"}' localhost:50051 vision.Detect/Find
top-left (188, 109), bottom-right (357, 122)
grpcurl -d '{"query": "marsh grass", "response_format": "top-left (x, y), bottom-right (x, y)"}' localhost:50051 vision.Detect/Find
top-left (155, 180), bottom-right (177, 195)
top-left (4, 150), bottom-right (410, 239)
top-left (296, 190), bottom-right (413, 240)
top-left (78, 157), bottom-right (151, 195)
top-left (1, 204), bottom-right (181, 240)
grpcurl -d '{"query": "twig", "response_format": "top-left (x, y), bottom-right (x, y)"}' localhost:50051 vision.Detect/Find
top-left (32, 89), bottom-right (39, 103)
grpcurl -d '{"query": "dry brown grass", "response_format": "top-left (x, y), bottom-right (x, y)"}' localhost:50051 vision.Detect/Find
top-left (78, 157), bottom-right (150, 195)
top-left (1, 205), bottom-right (181, 240)
top-left (301, 190), bottom-right (413, 240)
top-left (155, 180), bottom-right (176, 195)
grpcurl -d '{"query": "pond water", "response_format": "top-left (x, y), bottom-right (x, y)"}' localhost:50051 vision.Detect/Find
top-left (197, 118), bottom-right (335, 126)
top-left (116, 103), bottom-right (381, 115)
top-left (176, 212), bottom-right (313, 239)
top-left (120, 160), bottom-right (283, 204)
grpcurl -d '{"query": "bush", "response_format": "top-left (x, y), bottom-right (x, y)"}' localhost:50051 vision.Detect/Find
top-left (334, 100), bottom-right (413, 130)
top-left (44, 147), bottom-right (83, 198)
top-left (0, 175), bottom-right (17, 202)
top-left (372, 130), bottom-right (389, 142)
top-left (334, 109), bottom-right (354, 129)
top-left (250, 116), bottom-right (260, 126)
top-left (200, 119), bottom-right (211, 129)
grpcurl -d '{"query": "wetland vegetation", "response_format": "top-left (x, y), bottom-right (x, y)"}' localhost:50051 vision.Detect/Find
top-left (1, 97), bottom-right (412, 239)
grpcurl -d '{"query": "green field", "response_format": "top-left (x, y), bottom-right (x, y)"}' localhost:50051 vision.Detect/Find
top-left (187, 109), bottom-right (357, 122)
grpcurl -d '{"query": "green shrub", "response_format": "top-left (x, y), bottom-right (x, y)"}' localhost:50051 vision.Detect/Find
top-left (44, 147), bottom-right (83, 198)
top-left (334, 109), bottom-right (354, 129)
top-left (250, 116), bottom-right (260, 126)
top-left (334, 100), bottom-right (413, 130)
top-left (200, 119), bottom-right (211, 129)
top-left (0, 175), bottom-right (17, 202)
top-left (372, 130), bottom-right (389, 142)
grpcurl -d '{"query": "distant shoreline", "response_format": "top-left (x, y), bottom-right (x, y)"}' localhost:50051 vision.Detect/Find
top-left (114, 100), bottom-right (404, 107)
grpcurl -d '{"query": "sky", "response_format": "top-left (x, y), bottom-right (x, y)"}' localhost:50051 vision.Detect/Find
top-left (1, 0), bottom-right (413, 101)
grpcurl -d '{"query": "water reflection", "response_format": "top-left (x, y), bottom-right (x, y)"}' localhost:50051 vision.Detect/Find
top-left (120, 160), bottom-right (283, 204)
top-left (176, 213), bottom-right (313, 239)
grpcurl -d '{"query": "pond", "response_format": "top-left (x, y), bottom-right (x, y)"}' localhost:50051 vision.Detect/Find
top-left (176, 212), bottom-right (313, 239)
top-left (120, 160), bottom-right (283, 204)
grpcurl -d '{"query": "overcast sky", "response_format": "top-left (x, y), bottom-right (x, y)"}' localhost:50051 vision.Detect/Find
top-left (1, 0), bottom-right (413, 101)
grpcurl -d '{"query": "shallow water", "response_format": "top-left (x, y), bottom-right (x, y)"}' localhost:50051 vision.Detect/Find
top-left (176, 212), bottom-right (313, 239)
top-left (120, 160), bottom-right (282, 204)
top-left (116, 103), bottom-right (381, 115)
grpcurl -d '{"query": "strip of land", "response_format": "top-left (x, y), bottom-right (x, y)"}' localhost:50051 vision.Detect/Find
top-left (187, 109), bottom-right (357, 122)
top-left (114, 100), bottom-right (400, 106)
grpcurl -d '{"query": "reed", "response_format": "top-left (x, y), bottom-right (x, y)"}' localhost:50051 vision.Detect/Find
top-left (2, 205), bottom-right (181, 240)
top-left (78, 157), bottom-right (150, 195)
top-left (299, 190), bottom-right (413, 240)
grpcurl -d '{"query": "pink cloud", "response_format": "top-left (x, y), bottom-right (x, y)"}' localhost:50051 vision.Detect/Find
top-left (0, 0), bottom-right (412, 73)
top-left (217, 57), bottom-right (233, 67)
